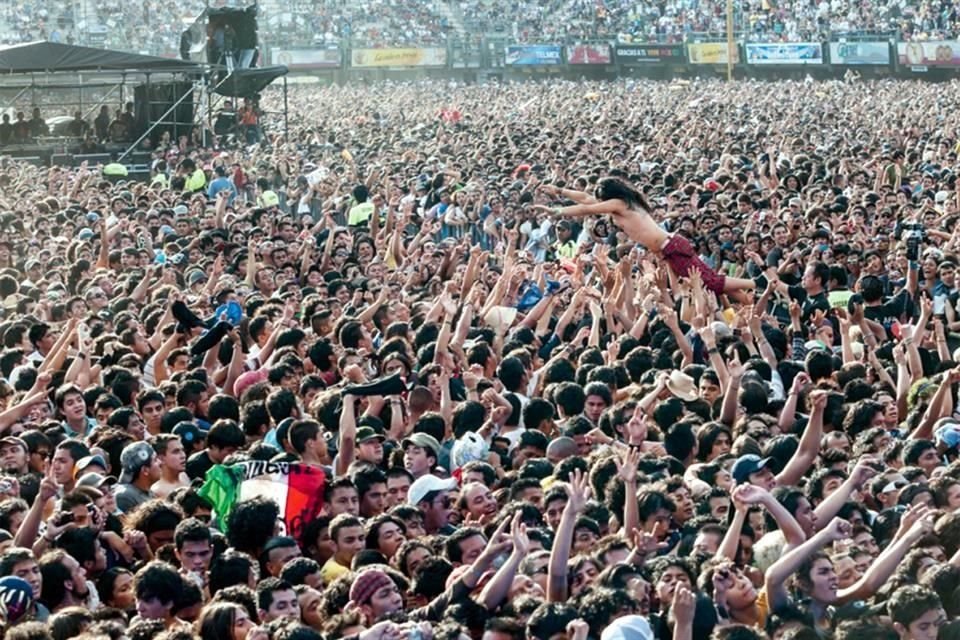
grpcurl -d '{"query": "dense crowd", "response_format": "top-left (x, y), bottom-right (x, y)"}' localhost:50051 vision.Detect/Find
top-left (2, 75), bottom-right (960, 640)
top-left (5, 0), bottom-right (960, 55)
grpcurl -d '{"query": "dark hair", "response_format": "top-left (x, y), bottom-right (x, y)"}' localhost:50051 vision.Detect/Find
top-left (97, 567), bottom-right (134, 609)
top-left (210, 550), bottom-right (258, 593)
top-left (279, 556), bottom-right (320, 586)
top-left (134, 560), bottom-right (184, 606)
top-left (256, 576), bottom-right (294, 612)
top-left (197, 601), bottom-right (244, 640)
top-left (444, 527), bottom-right (484, 564)
top-left (174, 517), bottom-right (212, 550)
top-left (526, 602), bottom-right (580, 640)
top-left (227, 497), bottom-right (281, 556)
top-left (596, 176), bottom-right (651, 212)
top-left (207, 419), bottom-right (245, 450)
top-left (887, 584), bottom-right (943, 628)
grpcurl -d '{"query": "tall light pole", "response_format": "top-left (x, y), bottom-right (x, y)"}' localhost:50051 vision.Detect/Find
top-left (726, 0), bottom-right (734, 81)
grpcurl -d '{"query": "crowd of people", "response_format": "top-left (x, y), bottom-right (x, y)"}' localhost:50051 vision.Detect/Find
top-left (5, 0), bottom-right (960, 55)
top-left (2, 75), bottom-right (960, 640)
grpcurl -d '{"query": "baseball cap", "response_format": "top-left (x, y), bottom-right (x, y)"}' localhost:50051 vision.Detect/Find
top-left (172, 204), bottom-right (189, 216)
top-left (407, 474), bottom-right (457, 506)
top-left (0, 576), bottom-right (34, 623)
top-left (402, 433), bottom-right (441, 459)
top-left (119, 441), bottom-right (156, 483)
top-left (731, 454), bottom-right (773, 485)
top-left (187, 270), bottom-right (207, 286)
top-left (75, 454), bottom-right (108, 476)
top-left (76, 472), bottom-right (118, 489)
top-left (0, 437), bottom-right (27, 452)
top-left (356, 427), bottom-right (385, 445)
top-left (173, 421), bottom-right (205, 447)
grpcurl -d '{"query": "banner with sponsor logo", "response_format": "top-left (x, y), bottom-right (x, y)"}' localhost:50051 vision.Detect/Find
top-left (745, 42), bottom-right (822, 65)
top-left (687, 42), bottom-right (739, 64)
top-left (615, 43), bottom-right (685, 64)
top-left (566, 44), bottom-right (612, 64)
top-left (505, 44), bottom-right (563, 65)
top-left (350, 47), bottom-right (447, 68)
top-left (270, 48), bottom-right (340, 69)
top-left (898, 41), bottom-right (960, 67)
top-left (828, 42), bottom-right (890, 65)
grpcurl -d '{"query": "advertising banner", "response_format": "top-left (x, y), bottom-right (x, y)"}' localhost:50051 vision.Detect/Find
top-left (614, 44), bottom-right (685, 64)
top-left (270, 48), bottom-right (340, 69)
top-left (687, 42), bottom-right (739, 64)
top-left (898, 41), bottom-right (960, 67)
top-left (350, 47), bottom-right (447, 68)
top-left (745, 42), bottom-right (822, 65)
top-left (505, 44), bottom-right (563, 65)
top-left (566, 44), bottom-right (612, 65)
top-left (828, 42), bottom-right (890, 65)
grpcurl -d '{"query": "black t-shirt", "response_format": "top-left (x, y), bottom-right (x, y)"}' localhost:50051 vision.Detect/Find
top-left (864, 290), bottom-right (915, 328)
top-left (788, 285), bottom-right (830, 324)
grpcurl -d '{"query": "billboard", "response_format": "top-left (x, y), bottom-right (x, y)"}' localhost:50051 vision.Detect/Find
top-left (829, 42), bottom-right (890, 65)
top-left (566, 44), bottom-right (612, 65)
top-left (898, 41), bottom-right (960, 66)
top-left (270, 48), bottom-right (340, 69)
top-left (505, 45), bottom-right (563, 65)
top-left (687, 42), bottom-right (739, 64)
top-left (350, 48), bottom-right (447, 68)
top-left (745, 42), bottom-right (822, 65)
top-left (615, 44), bottom-right (685, 64)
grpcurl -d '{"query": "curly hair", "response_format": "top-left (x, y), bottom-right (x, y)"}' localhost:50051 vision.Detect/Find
top-left (226, 496), bottom-right (280, 556)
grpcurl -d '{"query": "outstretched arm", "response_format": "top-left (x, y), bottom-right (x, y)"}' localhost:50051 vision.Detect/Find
top-left (534, 199), bottom-right (629, 219)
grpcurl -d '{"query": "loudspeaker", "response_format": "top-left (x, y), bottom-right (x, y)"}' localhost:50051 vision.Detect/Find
top-left (133, 82), bottom-right (195, 144)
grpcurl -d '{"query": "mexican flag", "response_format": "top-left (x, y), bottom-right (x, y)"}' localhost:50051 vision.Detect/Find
top-left (199, 461), bottom-right (325, 541)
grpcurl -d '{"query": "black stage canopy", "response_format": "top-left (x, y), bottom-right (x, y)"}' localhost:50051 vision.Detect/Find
top-left (0, 41), bottom-right (200, 74)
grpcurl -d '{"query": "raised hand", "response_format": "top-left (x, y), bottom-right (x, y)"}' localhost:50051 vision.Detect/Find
top-left (790, 371), bottom-right (810, 395)
top-left (566, 468), bottom-right (592, 514)
top-left (509, 510), bottom-right (530, 556)
top-left (616, 445), bottom-right (640, 484)
top-left (824, 517), bottom-right (853, 542)
top-left (727, 351), bottom-right (744, 380)
top-left (565, 620), bottom-right (589, 640)
top-left (632, 522), bottom-right (670, 556)
top-left (731, 483), bottom-right (768, 506)
top-left (672, 586), bottom-right (696, 628)
top-left (476, 516), bottom-right (513, 568)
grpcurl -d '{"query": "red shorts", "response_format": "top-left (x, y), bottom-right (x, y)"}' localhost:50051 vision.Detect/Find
top-left (661, 234), bottom-right (726, 294)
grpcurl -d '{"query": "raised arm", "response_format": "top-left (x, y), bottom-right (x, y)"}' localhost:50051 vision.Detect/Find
top-left (813, 456), bottom-right (878, 528)
top-left (776, 390), bottom-right (826, 487)
top-left (765, 518), bottom-right (848, 610)
top-left (715, 491), bottom-right (749, 562)
top-left (617, 447), bottom-right (640, 538)
top-left (479, 512), bottom-right (527, 610)
top-left (547, 469), bottom-right (591, 603)
top-left (336, 394), bottom-right (358, 477)
top-left (719, 353), bottom-right (744, 427)
top-left (836, 510), bottom-right (933, 604)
